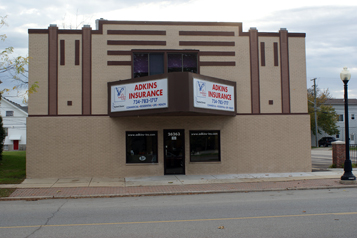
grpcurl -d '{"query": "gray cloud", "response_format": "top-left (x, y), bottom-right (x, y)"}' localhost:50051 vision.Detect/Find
top-left (1, 2), bottom-right (356, 101)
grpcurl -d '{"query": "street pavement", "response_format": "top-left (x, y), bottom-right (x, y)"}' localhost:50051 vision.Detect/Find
top-left (1, 148), bottom-right (356, 201)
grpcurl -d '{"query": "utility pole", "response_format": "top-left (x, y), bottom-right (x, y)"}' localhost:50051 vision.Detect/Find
top-left (311, 78), bottom-right (318, 147)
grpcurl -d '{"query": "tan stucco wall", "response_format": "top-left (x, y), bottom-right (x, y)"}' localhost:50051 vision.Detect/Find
top-left (28, 24), bottom-right (307, 116)
top-left (91, 24), bottom-right (252, 115)
top-left (258, 37), bottom-right (282, 113)
top-left (27, 23), bottom-right (310, 179)
top-left (289, 37), bottom-right (308, 113)
top-left (58, 34), bottom-right (82, 115)
top-left (27, 115), bottom-right (311, 178)
top-left (28, 34), bottom-right (48, 115)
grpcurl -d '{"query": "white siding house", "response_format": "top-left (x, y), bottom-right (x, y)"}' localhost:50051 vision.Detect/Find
top-left (312, 99), bottom-right (357, 146)
top-left (0, 97), bottom-right (28, 151)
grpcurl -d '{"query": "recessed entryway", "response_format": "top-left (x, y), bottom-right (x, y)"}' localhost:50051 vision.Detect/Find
top-left (164, 129), bottom-right (185, 175)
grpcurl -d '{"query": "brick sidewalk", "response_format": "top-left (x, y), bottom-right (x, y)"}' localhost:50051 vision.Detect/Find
top-left (3, 178), bottom-right (356, 201)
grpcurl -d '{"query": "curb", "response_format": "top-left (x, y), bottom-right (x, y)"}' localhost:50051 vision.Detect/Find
top-left (2, 184), bottom-right (357, 201)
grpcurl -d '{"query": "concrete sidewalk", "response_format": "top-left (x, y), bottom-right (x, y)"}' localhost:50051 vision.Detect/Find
top-left (1, 169), bottom-right (357, 201)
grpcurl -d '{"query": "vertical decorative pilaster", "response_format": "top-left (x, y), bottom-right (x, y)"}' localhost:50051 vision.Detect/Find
top-left (249, 27), bottom-right (260, 114)
top-left (82, 25), bottom-right (92, 115)
top-left (279, 28), bottom-right (290, 113)
top-left (48, 24), bottom-right (58, 115)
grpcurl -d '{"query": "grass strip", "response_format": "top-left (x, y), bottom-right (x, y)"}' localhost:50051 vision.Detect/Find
top-left (0, 151), bottom-right (26, 184)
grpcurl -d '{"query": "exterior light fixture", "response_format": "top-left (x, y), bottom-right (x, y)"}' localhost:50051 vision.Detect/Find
top-left (340, 67), bottom-right (356, 181)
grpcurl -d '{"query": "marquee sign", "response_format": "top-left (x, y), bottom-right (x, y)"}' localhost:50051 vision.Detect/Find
top-left (193, 78), bottom-right (235, 112)
top-left (111, 78), bottom-right (168, 112)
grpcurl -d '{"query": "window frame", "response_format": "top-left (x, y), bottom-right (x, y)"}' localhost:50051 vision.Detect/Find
top-left (6, 111), bottom-right (14, 117)
top-left (126, 131), bottom-right (158, 164)
top-left (338, 114), bottom-right (344, 122)
top-left (189, 130), bottom-right (221, 162)
top-left (132, 50), bottom-right (199, 78)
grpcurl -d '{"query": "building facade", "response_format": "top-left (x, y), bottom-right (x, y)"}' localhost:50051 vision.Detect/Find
top-left (313, 99), bottom-right (357, 145)
top-left (27, 20), bottom-right (311, 178)
top-left (0, 97), bottom-right (28, 151)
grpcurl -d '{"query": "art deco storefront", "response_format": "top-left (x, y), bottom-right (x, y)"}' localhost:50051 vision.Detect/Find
top-left (26, 20), bottom-right (311, 178)
top-left (109, 72), bottom-right (235, 174)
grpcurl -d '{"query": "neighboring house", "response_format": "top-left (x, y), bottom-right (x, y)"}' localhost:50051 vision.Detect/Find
top-left (0, 97), bottom-right (28, 151)
top-left (27, 20), bottom-right (311, 179)
top-left (312, 99), bottom-right (357, 146)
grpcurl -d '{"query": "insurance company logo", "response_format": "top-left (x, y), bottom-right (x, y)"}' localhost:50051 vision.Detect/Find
top-left (139, 156), bottom-right (146, 161)
top-left (196, 80), bottom-right (206, 97)
top-left (114, 86), bottom-right (126, 102)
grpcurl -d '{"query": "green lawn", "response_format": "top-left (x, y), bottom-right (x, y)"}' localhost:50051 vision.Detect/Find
top-left (0, 151), bottom-right (26, 184)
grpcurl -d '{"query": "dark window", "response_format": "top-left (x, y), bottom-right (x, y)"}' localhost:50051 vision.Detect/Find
top-left (338, 114), bottom-right (343, 121)
top-left (352, 114), bottom-right (355, 120)
top-left (4, 128), bottom-right (8, 136)
top-left (6, 111), bottom-right (14, 117)
top-left (260, 42), bottom-right (265, 66)
top-left (336, 134), bottom-right (340, 139)
top-left (133, 52), bottom-right (197, 78)
top-left (75, 40), bottom-right (80, 65)
top-left (60, 40), bottom-right (65, 65)
top-left (190, 130), bottom-right (220, 162)
top-left (126, 131), bottom-right (158, 163)
top-left (274, 42), bottom-right (279, 66)
top-left (168, 53), bottom-right (197, 73)
top-left (133, 53), bottom-right (164, 78)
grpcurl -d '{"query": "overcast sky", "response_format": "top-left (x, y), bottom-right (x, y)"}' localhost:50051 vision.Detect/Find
top-left (1, 0), bottom-right (356, 104)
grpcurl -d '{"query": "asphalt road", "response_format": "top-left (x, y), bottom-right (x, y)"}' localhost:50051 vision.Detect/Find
top-left (1, 188), bottom-right (357, 238)
top-left (311, 147), bottom-right (333, 171)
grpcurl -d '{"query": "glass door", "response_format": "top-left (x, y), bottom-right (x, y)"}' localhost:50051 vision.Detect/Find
top-left (164, 129), bottom-right (185, 175)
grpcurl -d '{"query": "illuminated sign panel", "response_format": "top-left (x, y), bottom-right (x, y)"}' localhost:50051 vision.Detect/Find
top-left (193, 78), bottom-right (235, 112)
top-left (111, 78), bottom-right (168, 112)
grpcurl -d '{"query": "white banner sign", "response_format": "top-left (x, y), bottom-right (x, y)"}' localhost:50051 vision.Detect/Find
top-left (111, 78), bottom-right (168, 112)
top-left (193, 78), bottom-right (235, 112)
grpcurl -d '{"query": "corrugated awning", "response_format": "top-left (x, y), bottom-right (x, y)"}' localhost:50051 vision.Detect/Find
top-left (9, 135), bottom-right (21, 140)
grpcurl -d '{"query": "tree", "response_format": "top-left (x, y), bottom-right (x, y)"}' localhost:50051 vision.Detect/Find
top-left (0, 15), bottom-right (38, 101)
top-left (307, 86), bottom-right (339, 136)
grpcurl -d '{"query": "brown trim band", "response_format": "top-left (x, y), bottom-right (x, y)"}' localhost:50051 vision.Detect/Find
top-left (200, 51), bottom-right (235, 56)
top-left (180, 41), bottom-right (235, 46)
top-left (107, 50), bottom-right (132, 55)
top-left (28, 113), bottom-right (308, 117)
top-left (48, 26), bottom-right (58, 116)
top-left (249, 29), bottom-right (260, 114)
top-left (236, 113), bottom-right (309, 116)
top-left (82, 27), bottom-right (92, 115)
top-left (28, 29), bottom-right (48, 34)
top-left (60, 40), bottom-right (65, 66)
top-left (58, 30), bottom-right (82, 34)
top-left (131, 49), bottom-right (199, 53)
top-left (29, 114), bottom-right (109, 117)
top-left (260, 42), bottom-right (265, 67)
top-left (107, 30), bottom-right (166, 35)
top-left (179, 31), bottom-right (234, 36)
top-left (107, 40), bottom-right (166, 46)
top-left (200, 62), bottom-right (235, 66)
top-left (75, 40), bottom-right (80, 65)
top-left (30, 21), bottom-right (306, 39)
top-left (288, 33), bottom-right (306, 37)
top-left (279, 29), bottom-right (290, 114)
top-left (107, 61), bottom-right (131, 66)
